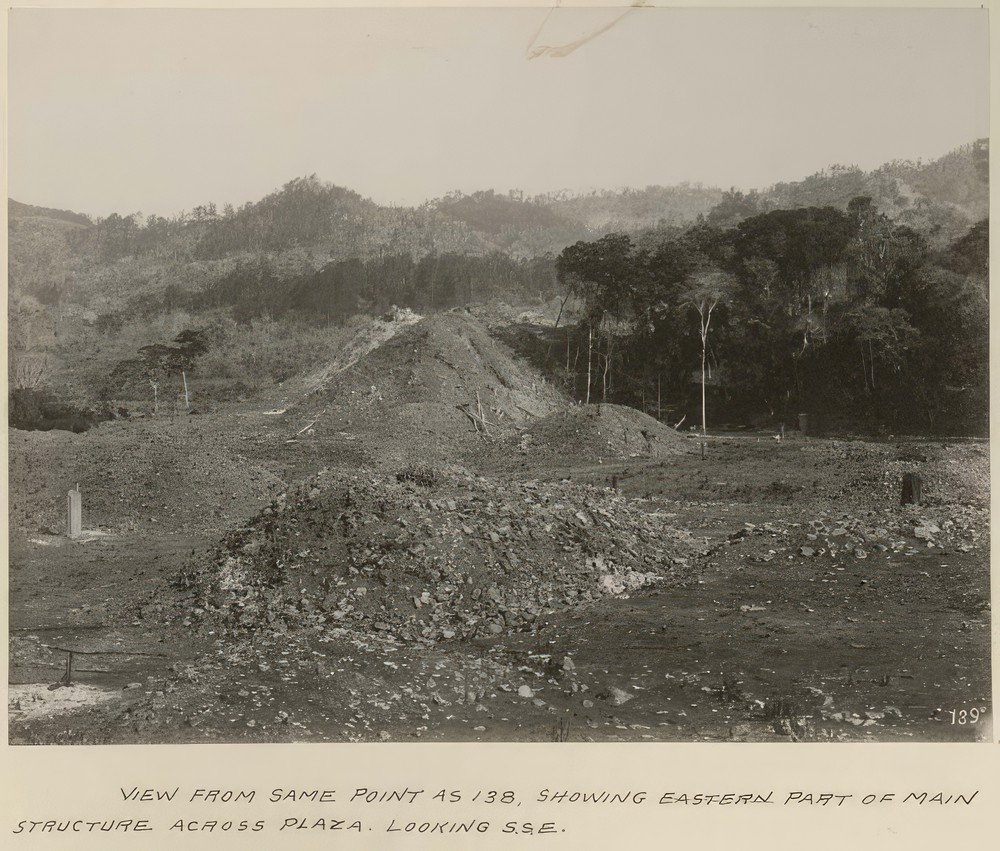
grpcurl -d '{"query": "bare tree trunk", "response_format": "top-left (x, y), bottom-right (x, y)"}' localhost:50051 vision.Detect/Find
top-left (701, 340), bottom-right (707, 436)
top-left (606, 334), bottom-right (613, 398)
top-left (585, 325), bottom-right (592, 405)
top-left (554, 290), bottom-right (572, 330)
top-left (601, 336), bottom-right (611, 402)
top-left (697, 299), bottom-right (717, 436)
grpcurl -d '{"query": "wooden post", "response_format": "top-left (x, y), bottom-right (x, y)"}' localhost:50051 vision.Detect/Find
top-left (182, 371), bottom-right (190, 409)
top-left (67, 485), bottom-right (82, 539)
top-left (901, 473), bottom-right (922, 505)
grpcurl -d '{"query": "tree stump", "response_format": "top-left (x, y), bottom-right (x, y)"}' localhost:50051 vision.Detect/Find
top-left (901, 473), bottom-right (922, 505)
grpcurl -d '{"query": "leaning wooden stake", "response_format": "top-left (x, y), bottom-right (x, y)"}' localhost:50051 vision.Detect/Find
top-left (476, 392), bottom-right (490, 437)
top-left (458, 406), bottom-right (482, 432)
top-left (182, 371), bottom-right (190, 409)
top-left (458, 404), bottom-right (496, 435)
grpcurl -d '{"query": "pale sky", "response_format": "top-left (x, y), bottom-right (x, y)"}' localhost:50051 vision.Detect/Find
top-left (6, 6), bottom-right (991, 219)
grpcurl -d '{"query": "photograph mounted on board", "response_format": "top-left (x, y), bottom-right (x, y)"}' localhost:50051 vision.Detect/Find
top-left (6, 5), bottom-right (991, 745)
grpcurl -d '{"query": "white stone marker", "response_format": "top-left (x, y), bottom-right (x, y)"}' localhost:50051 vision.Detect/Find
top-left (67, 485), bottom-right (82, 539)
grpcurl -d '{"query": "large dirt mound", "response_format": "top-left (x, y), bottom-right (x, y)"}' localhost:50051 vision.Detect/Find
top-left (514, 403), bottom-right (687, 464)
top-left (174, 466), bottom-right (709, 642)
top-left (302, 310), bottom-right (565, 429)
top-left (8, 417), bottom-right (286, 535)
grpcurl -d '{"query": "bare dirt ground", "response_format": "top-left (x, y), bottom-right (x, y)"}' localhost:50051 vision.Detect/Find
top-left (8, 314), bottom-right (991, 744)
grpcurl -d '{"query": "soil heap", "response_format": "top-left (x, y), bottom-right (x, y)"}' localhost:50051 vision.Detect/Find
top-left (8, 418), bottom-right (285, 534)
top-left (511, 403), bottom-right (687, 465)
top-left (295, 310), bottom-right (565, 443)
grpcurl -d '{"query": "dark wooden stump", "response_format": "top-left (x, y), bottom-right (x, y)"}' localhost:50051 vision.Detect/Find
top-left (901, 472), bottom-right (922, 505)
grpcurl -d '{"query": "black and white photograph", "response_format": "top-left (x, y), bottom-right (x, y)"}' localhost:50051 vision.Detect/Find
top-left (6, 4), bottom-right (992, 750)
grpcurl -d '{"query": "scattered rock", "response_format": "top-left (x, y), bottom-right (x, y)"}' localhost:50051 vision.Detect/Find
top-left (601, 686), bottom-right (633, 707)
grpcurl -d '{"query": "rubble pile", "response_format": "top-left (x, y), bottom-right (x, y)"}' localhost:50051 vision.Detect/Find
top-left (177, 465), bottom-right (710, 641)
top-left (792, 504), bottom-right (987, 559)
top-left (730, 504), bottom-right (988, 565)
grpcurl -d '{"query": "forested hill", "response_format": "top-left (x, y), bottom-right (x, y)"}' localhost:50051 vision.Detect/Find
top-left (8, 139), bottom-right (988, 436)
top-left (10, 140), bottom-right (988, 294)
top-left (8, 199), bottom-right (93, 227)
top-left (760, 140), bottom-right (989, 238)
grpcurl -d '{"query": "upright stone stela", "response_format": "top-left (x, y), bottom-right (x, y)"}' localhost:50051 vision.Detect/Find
top-left (67, 485), bottom-right (82, 539)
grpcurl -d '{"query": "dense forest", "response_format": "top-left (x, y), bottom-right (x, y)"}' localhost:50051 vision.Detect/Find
top-left (8, 139), bottom-right (989, 435)
top-left (549, 201), bottom-right (988, 435)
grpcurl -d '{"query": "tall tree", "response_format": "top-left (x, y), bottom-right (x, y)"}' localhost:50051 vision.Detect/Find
top-left (679, 270), bottom-right (733, 435)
